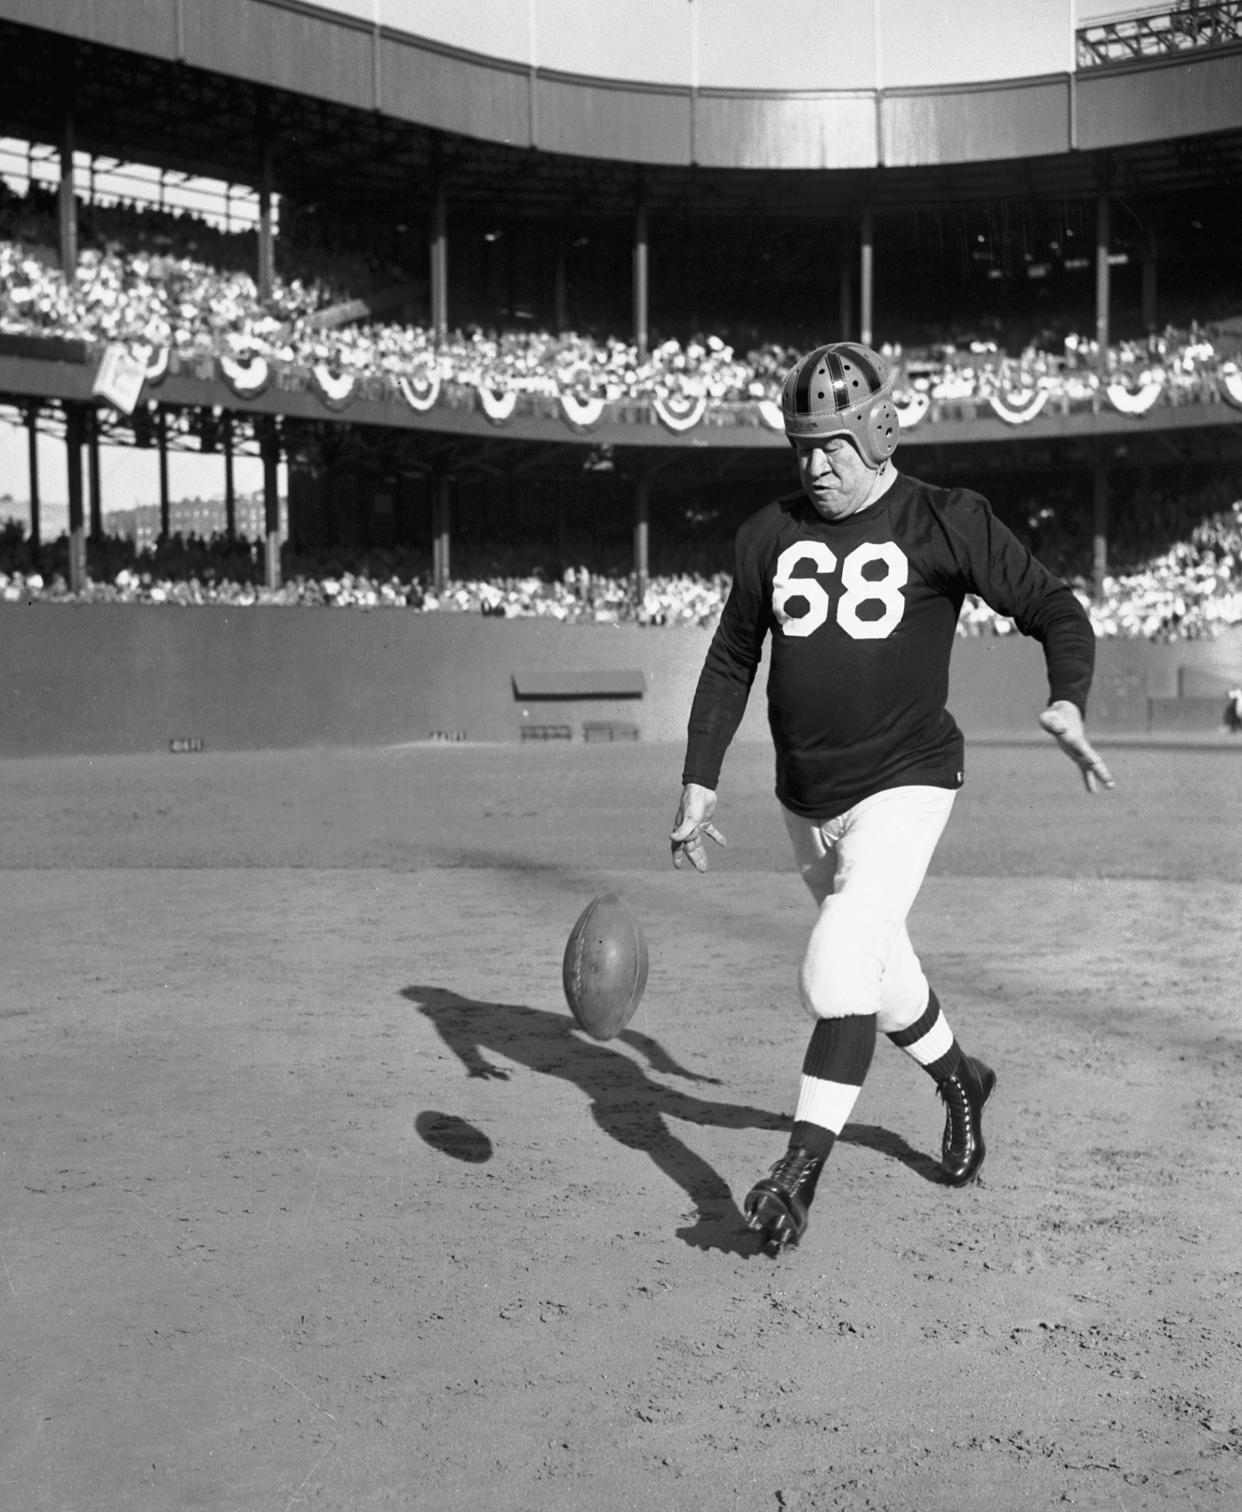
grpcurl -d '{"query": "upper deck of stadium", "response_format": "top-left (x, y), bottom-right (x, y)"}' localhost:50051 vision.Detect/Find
top-left (3, 0), bottom-right (1242, 602)
top-left (2, 0), bottom-right (1241, 219)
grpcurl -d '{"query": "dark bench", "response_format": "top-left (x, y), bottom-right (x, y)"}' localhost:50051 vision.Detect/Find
top-left (582, 720), bottom-right (640, 742)
top-left (521, 723), bottom-right (573, 742)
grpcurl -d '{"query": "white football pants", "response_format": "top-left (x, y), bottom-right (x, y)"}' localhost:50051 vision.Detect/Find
top-left (782, 785), bottom-right (957, 1031)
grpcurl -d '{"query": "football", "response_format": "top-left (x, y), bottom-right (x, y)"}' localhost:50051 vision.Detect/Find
top-left (562, 892), bottom-right (649, 1040)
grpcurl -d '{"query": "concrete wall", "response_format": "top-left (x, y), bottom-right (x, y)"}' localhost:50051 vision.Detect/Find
top-left (3, 604), bottom-right (1241, 757)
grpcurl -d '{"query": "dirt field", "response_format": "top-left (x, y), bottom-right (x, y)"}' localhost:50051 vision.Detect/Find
top-left (2, 736), bottom-right (1240, 1511)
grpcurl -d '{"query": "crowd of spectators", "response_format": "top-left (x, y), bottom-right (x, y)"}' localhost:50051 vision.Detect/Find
top-left (1084, 498), bottom-right (1242, 639)
top-left (2, 187), bottom-right (1240, 409)
top-left (3, 497), bottom-right (1240, 642)
top-left (896, 323), bottom-right (1230, 409)
top-left (0, 520), bottom-right (730, 625)
top-left (0, 231), bottom-right (793, 405)
top-left (3, 186), bottom-right (1242, 642)
top-left (2, 225), bottom-right (1237, 408)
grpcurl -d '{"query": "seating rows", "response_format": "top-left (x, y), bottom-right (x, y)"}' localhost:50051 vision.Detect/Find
top-left (1, 191), bottom-right (1240, 641)
top-left (2, 496), bottom-right (1239, 642)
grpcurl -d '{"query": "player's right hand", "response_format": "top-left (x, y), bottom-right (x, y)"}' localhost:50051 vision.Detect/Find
top-left (1039, 700), bottom-right (1116, 794)
top-left (670, 783), bottom-right (726, 872)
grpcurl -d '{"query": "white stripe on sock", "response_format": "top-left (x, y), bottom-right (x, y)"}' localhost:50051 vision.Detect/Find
top-left (795, 1076), bottom-right (864, 1134)
top-left (901, 1014), bottom-right (955, 1067)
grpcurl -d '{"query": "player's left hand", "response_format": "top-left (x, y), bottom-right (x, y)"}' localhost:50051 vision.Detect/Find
top-left (670, 783), bottom-right (726, 871)
top-left (1039, 700), bottom-right (1116, 793)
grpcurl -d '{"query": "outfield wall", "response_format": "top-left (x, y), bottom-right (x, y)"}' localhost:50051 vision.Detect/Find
top-left (2, 605), bottom-right (1241, 758)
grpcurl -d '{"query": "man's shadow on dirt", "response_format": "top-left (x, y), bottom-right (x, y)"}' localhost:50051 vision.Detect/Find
top-left (840, 1123), bottom-right (942, 1183)
top-left (405, 985), bottom-right (941, 1254)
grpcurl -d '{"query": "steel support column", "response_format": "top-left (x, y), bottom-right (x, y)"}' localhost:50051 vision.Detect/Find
top-left (157, 408), bottom-right (170, 538)
top-left (1095, 190), bottom-right (1111, 371)
top-left (633, 202), bottom-right (649, 361)
top-left (262, 422), bottom-right (282, 590)
top-left (430, 190), bottom-right (448, 342)
top-left (432, 471), bottom-right (452, 589)
top-left (87, 406), bottom-right (102, 539)
top-left (633, 473), bottom-right (650, 604)
top-left (59, 106), bottom-right (77, 275)
top-left (25, 404), bottom-right (41, 547)
top-left (258, 127), bottom-right (275, 303)
top-left (65, 404), bottom-right (86, 593)
top-left (224, 418), bottom-right (237, 542)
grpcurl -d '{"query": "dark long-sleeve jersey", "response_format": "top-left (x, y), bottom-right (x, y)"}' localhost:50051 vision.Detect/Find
top-left (682, 471), bottom-right (1096, 819)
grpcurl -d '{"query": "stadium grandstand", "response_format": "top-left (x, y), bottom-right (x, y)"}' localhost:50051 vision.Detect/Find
top-left (2, 0), bottom-right (1242, 749)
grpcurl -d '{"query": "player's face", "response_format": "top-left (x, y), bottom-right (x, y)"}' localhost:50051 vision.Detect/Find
top-left (793, 436), bottom-right (879, 520)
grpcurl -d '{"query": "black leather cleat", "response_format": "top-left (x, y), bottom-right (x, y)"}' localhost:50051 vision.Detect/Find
top-left (743, 1145), bottom-right (825, 1249)
top-left (938, 1055), bottom-right (996, 1186)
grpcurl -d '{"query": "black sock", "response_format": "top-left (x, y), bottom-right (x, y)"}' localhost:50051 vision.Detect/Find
top-left (790, 1015), bottom-right (877, 1160)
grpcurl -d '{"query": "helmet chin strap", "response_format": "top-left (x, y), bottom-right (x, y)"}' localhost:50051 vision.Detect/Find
top-left (864, 455), bottom-right (899, 507)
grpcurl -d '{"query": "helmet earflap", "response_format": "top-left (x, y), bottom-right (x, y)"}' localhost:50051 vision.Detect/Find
top-left (780, 342), bottom-right (899, 468)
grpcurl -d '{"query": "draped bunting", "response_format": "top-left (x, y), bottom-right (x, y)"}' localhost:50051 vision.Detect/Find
top-left (893, 392), bottom-right (930, 429)
top-left (477, 387), bottom-right (519, 423)
top-left (135, 343), bottom-right (170, 386)
top-left (397, 370), bottom-right (441, 411)
top-left (1105, 379), bottom-right (1164, 415)
top-left (1218, 370), bottom-right (1242, 409)
top-left (311, 364), bottom-right (358, 411)
top-left (987, 389), bottom-right (1049, 425)
top-left (559, 391), bottom-right (607, 430)
top-left (218, 351), bottom-right (271, 399)
top-left (652, 393), bottom-right (708, 433)
top-left (557, 365), bottom-right (595, 397)
top-left (132, 349), bottom-right (1242, 430)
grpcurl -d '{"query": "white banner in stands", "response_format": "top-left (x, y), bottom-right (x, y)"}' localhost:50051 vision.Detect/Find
top-left (91, 343), bottom-right (146, 415)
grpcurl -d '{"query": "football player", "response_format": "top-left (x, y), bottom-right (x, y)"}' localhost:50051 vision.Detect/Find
top-left (670, 341), bottom-right (1114, 1251)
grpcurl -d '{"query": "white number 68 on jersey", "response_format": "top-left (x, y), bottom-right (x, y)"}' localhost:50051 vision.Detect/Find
top-left (772, 540), bottom-right (909, 641)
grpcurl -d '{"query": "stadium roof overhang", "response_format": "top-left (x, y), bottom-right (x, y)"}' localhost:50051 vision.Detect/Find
top-left (3, 15), bottom-right (1242, 226)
